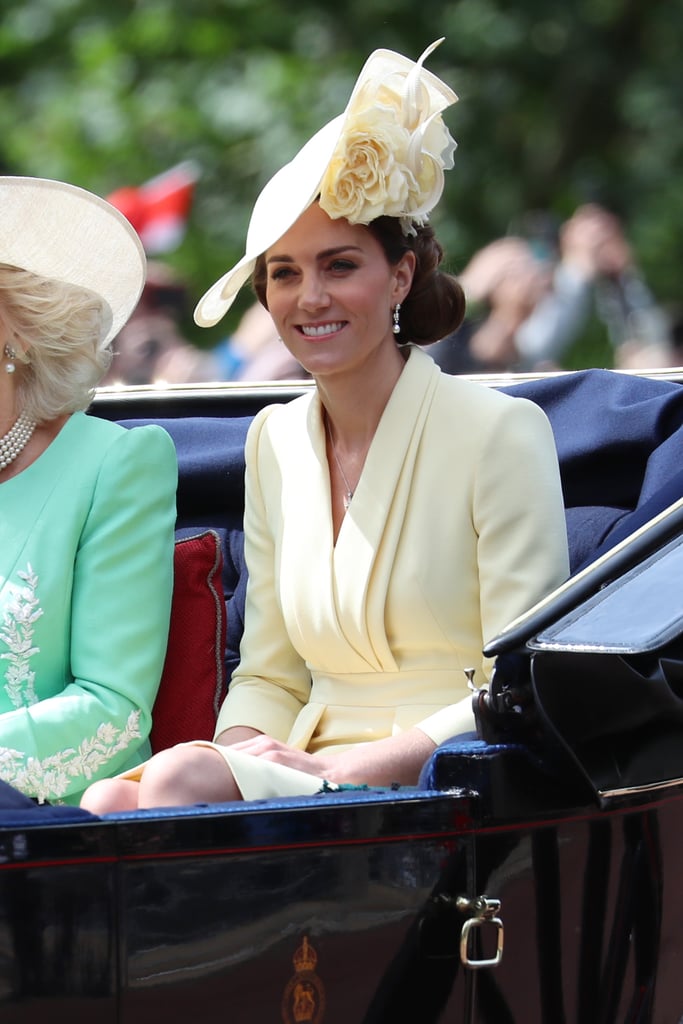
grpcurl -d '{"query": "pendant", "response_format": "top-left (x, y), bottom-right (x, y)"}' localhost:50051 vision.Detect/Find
top-left (343, 491), bottom-right (353, 510)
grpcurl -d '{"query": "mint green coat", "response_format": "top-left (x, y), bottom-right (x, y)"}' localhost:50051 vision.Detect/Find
top-left (0, 412), bottom-right (177, 804)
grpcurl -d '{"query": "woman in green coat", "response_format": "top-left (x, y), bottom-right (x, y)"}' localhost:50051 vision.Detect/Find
top-left (0, 177), bottom-right (177, 805)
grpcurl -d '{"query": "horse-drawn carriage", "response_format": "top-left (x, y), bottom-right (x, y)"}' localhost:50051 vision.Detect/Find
top-left (2, 365), bottom-right (683, 1023)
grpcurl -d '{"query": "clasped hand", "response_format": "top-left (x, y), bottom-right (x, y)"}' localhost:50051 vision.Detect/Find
top-left (225, 733), bottom-right (335, 778)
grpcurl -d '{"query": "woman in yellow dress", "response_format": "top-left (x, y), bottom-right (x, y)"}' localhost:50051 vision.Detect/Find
top-left (81, 40), bottom-right (568, 812)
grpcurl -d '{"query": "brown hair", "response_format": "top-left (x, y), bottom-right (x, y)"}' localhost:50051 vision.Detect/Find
top-left (366, 217), bottom-right (465, 345)
top-left (251, 211), bottom-right (465, 346)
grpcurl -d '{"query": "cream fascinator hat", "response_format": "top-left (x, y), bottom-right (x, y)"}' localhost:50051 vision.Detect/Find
top-left (0, 176), bottom-right (146, 347)
top-left (194, 38), bottom-right (458, 328)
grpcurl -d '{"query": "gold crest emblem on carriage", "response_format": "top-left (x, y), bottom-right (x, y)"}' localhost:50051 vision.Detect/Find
top-left (281, 935), bottom-right (326, 1024)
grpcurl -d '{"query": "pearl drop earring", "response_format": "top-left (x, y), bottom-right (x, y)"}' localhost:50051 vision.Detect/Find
top-left (392, 303), bottom-right (401, 335)
top-left (4, 344), bottom-right (16, 374)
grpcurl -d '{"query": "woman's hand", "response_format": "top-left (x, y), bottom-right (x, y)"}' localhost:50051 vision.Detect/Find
top-left (217, 727), bottom-right (437, 788)
top-left (227, 734), bottom-right (330, 777)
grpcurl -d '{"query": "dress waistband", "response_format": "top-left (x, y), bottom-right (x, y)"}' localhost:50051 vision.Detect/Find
top-left (307, 669), bottom-right (469, 708)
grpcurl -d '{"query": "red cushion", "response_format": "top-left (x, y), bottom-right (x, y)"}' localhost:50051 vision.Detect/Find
top-left (150, 530), bottom-right (227, 753)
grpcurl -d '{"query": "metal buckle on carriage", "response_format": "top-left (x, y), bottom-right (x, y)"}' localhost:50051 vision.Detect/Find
top-left (456, 895), bottom-right (504, 969)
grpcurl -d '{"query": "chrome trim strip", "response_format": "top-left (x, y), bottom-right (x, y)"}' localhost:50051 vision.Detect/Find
top-left (599, 777), bottom-right (683, 799)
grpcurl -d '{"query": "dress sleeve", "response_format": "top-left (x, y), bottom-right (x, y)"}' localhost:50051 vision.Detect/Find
top-left (417, 395), bottom-right (570, 746)
top-left (214, 409), bottom-right (312, 742)
top-left (473, 395), bottom-right (570, 651)
top-left (0, 424), bottom-right (177, 804)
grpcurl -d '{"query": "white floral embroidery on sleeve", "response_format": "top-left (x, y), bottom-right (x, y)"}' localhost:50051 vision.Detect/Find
top-left (1, 564), bottom-right (43, 708)
top-left (0, 709), bottom-right (142, 804)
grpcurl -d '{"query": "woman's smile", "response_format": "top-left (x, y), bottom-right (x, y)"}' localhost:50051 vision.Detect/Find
top-left (298, 321), bottom-right (347, 339)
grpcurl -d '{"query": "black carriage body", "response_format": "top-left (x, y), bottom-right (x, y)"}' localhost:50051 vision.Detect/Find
top-left (2, 368), bottom-right (683, 1023)
top-left (2, 766), bottom-right (683, 1022)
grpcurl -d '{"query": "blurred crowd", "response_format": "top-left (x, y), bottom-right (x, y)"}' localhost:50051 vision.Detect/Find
top-left (427, 203), bottom-right (678, 375)
top-left (102, 202), bottom-right (681, 387)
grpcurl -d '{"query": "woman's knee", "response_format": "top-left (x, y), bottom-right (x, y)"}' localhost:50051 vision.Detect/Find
top-left (138, 744), bottom-right (238, 807)
top-left (80, 777), bottom-right (139, 814)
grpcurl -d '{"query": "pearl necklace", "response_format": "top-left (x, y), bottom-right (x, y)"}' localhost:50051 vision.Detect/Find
top-left (0, 410), bottom-right (37, 472)
top-left (325, 415), bottom-right (356, 511)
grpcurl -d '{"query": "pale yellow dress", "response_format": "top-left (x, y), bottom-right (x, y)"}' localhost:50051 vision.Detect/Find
top-left (129, 346), bottom-right (570, 799)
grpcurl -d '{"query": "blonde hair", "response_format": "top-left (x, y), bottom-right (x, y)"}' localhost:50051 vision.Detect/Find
top-left (0, 264), bottom-right (112, 422)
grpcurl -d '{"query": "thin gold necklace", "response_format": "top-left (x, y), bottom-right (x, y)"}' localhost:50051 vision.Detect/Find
top-left (325, 415), bottom-right (355, 510)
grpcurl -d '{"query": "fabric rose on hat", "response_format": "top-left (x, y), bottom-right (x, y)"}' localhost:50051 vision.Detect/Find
top-left (319, 42), bottom-right (457, 235)
top-left (320, 105), bottom-right (412, 225)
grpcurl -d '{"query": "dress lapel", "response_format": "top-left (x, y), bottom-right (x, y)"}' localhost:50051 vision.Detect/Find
top-left (332, 347), bottom-right (441, 668)
top-left (275, 395), bottom-right (341, 656)
top-left (275, 348), bottom-right (441, 670)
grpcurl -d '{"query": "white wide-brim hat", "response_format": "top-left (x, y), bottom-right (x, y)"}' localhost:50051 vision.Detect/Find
top-left (194, 39), bottom-right (458, 328)
top-left (0, 176), bottom-right (146, 347)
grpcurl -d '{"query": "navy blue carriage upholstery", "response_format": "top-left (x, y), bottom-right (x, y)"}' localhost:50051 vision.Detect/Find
top-left (501, 369), bottom-right (683, 572)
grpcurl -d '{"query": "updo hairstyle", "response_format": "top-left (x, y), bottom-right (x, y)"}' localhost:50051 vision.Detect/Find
top-left (366, 216), bottom-right (465, 345)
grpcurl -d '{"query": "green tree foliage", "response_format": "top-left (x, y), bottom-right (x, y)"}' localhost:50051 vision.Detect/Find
top-left (1, 0), bottom-right (681, 354)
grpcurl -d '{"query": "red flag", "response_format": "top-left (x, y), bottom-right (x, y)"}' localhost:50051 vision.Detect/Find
top-left (107, 161), bottom-right (199, 254)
